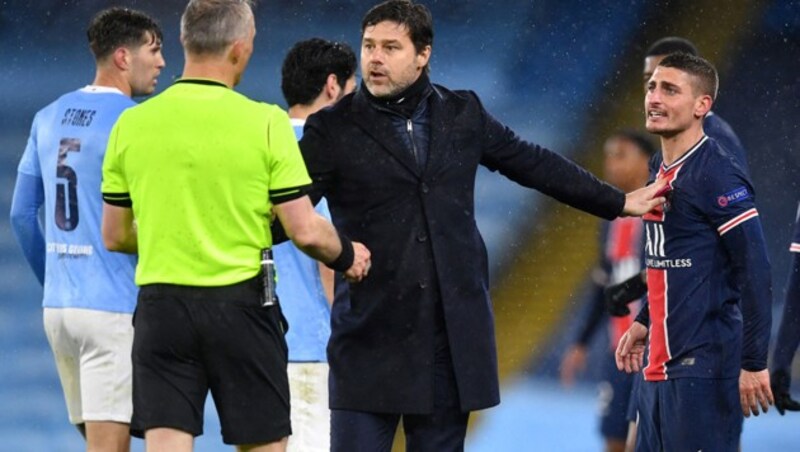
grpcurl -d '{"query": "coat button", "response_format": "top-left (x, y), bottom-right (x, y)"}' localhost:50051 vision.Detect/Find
top-left (419, 281), bottom-right (428, 288)
top-left (420, 183), bottom-right (429, 194)
top-left (417, 233), bottom-right (428, 242)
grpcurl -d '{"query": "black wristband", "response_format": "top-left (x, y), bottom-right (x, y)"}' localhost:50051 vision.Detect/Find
top-left (326, 232), bottom-right (354, 272)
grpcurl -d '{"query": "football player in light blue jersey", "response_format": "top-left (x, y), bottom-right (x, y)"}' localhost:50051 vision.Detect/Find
top-left (9, 7), bottom-right (164, 451)
top-left (277, 38), bottom-right (356, 452)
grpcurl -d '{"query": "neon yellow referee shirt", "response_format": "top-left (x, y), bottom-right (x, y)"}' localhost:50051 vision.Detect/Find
top-left (102, 79), bottom-right (311, 287)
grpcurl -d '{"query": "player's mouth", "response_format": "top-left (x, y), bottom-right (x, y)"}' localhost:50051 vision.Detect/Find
top-left (369, 71), bottom-right (387, 82)
top-left (647, 110), bottom-right (666, 119)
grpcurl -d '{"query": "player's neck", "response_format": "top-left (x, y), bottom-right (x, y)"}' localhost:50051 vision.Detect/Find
top-left (182, 59), bottom-right (236, 89)
top-left (288, 98), bottom-right (330, 121)
top-left (92, 70), bottom-right (132, 97)
top-left (660, 125), bottom-right (705, 166)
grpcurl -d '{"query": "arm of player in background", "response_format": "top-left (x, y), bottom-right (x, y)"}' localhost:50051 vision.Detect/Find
top-left (9, 172), bottom-right (46, 285)
top-left (101, 203), bottom-right (138, 254)
top-left (604, 270), bottom-right (648, 316)
top-left (319, 262), bottom-right (335, 306)
top-left (720, 218), bottom-right (774, 416)
top-left (560, 280), bottom-right (605, 387)
top-left (771, 252), bottom-right (800, 414)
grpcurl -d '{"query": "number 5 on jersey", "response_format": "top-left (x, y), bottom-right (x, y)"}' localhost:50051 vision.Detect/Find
top-left (56, 138), bottom-right (80, 231)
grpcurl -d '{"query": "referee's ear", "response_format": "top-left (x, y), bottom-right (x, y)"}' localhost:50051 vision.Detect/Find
top-left (228, 37), bottom-right (252, 68)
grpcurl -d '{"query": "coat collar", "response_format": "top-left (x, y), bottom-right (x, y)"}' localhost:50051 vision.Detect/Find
top-left (351, 84), bottom-right (458, 180)
top-left (352, 89), bottom-right (421, 177)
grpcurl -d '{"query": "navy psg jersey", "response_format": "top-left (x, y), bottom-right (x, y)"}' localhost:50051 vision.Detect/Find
top-left (642, 136), bottom-right (761, 381)
top-left (704, 111), bottom-right (748, 175)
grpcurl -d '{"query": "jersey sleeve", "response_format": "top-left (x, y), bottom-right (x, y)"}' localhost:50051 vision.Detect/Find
top-left (315, 197), bottom-right (332, 222)
top-left (575, 222), bottom-right (611, 345)
top-left (700, 152), bottom-right (758, 236)
top-left (9, 172), bottom-right (46, 285)
top-left (17, 115), bottom-right (42, 177)
top-left (101, 119), bottom-right (132, 207)
top-left (266, 108), bottom-right (312, 205)
top-left (474, 90), bottom-right (625, 220)
top-left (703, 150), bottom-right (771, 371)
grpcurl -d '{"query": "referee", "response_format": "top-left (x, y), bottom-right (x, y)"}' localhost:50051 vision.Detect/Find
top-left (100, 1), bottom-right (370, 451)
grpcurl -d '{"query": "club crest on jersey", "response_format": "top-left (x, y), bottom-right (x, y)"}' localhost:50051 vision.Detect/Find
top-left (663, 191), bottom-right (672, 212)
top-left (717, 186), bottom-right (750, 208)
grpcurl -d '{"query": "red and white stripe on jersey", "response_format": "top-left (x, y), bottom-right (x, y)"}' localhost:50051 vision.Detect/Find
top-left (717, 208), bottom-right (759, 236)
top-left (607, 218), bottom-right (643, 261)
top-left (644, 268), bottom-right (671, 381)
top-left (790, 243), bottom-right (800, 253)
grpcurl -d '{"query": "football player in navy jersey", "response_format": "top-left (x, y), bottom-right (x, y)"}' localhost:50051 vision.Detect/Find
top-left (559, 130), bottom-right (655, 452)
top-left (605, 37), bottom-right (752, 319)
top-left (609, 36), bottom-right (758, 452)
top-left (615, 53), bottom-right (772, 451)
top-left (770, 205), bottom-right (800, 414)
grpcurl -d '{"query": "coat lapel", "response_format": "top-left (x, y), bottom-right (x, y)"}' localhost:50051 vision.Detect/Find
top-left (424, 86), bottom-right (457, 177)
top-left (352, 91), bottom-right (421, 178)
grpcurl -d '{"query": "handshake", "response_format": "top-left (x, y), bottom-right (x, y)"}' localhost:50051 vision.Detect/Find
top-left (344, 242), bottom-right (372, 283)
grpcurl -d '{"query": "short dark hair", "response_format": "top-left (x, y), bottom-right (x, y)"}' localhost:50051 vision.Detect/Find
top-left (362, 0), bottom-right (433, 56)
top-left (87, 7), bottom-right (162, 61)
top-left (658, 52), bottom-right (719, 101)
top-left (281, 38), bottom-right (357, 107)
top-left (610, 129), bottom-right (657, 157)
top-left (645, 37), bottom-right (698, 58)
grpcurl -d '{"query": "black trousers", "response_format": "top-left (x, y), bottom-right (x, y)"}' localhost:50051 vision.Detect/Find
top-left (331, 331), bottom-right (469, 452)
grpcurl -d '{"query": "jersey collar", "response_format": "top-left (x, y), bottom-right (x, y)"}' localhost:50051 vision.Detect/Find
top-left (661, 135), bottom-right (708, 172)
top-left (80, 85), bottom-right (125, 95)
top-left (174, 78), bottom-right (229, 88)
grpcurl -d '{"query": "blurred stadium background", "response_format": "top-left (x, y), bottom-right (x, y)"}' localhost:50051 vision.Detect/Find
top-left (0, 0), bottom-right (797, 450)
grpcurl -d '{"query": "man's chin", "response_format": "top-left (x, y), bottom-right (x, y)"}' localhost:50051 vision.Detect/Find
top-left (132, 88), bottom-right (156, 97)
top-left (365, 82), bottom-right (396, 98)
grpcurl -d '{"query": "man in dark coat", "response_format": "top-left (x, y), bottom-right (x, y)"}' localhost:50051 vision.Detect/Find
top-left (299, 1), bottom-right (666, 450)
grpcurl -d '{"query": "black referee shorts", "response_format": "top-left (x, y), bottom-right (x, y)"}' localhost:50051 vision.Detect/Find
top-left (131, 276), bottom-right (291, 445)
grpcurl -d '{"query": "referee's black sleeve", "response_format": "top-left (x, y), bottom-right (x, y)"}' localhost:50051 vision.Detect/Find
top-left (102, 192), bottom-right (132, 208)
top-left (269, 184), bottom-right (312, 205)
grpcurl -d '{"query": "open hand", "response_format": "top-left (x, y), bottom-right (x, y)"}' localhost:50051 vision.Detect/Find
top-left (615, 321), bottom-right (648, 373)
top-left (740, 369), bottom-right (774, 417)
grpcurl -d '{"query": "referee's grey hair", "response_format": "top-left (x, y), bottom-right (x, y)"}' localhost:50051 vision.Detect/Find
top-left (181, 0), bottom-right (253, 55)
